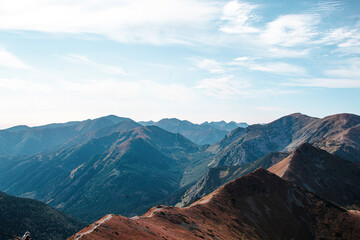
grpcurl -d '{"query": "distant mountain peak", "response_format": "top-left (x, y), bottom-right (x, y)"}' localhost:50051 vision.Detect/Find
top-left (3, 125), bottom-right (30, 132)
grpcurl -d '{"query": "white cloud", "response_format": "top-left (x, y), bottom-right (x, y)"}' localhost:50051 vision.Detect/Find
top-left (249, 62), bottom-right (307, 76)
top-left (219, 0), bottom-right (259, 34)
top-left (62, 78), bottom-right (197, 103)
top-left (286, 78), bottom-right (360, 88)
top-left (0, 78), bottom-right (51, 92)
top-left (319, 28), bottom-right (354, 45)
top-left (0, 0), bottom-right (220, 44)
top-left (0, 76), bottom-right (197, 104)
top-left (191, 57), bottom-right (225, 74)
top-left (325, 68), bottom-right (360, 79)
top-left (234, 56), bottom-right (258, 61)
top-left (308, 1), bottom-right (344, 15)
top-left (287, 57), bottom-right (360, 88)
top-left (254, 106), bottom-right (284, 112)
top-left (147, 82), bottom-right (197, 103)
top-left (261, 14), bottom-right (319, 47)
top-left (318, 27), bottom-right (360, 48)
top-left (61, 79), bottom-right (141, 98)
top-left (267, 47), bottom-right (310, 58)
top-left (324, 57), bottom-right (360, 78)
top-left (196, 75), bottom-right (250, 98)
top-left (230, 58), bottom-right (307, 76)
top-left (61, 54), bottom-right (128, 75)
top-left (0, 49), bottom-right (32, 70)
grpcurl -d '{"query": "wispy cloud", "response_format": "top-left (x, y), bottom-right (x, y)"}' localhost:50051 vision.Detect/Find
top-left (285, 57), bottom-right (360, 88)
top-left (219, 0), bottom-right (259, 34)
top-left (0, 78), bottom-right (50, 92)
top-left (324, 58), bottom-right (360, 79)
top-left (62, 78), bottom-right (197, 103)
top-left (196, 75), bottom-right (250, 98)
top-left (317, 27), bottom-right (360, 47)
top-left (147, 82), bottom-right (197, 103)
top-left (191, 57), bottom-right (225, 74)
top-left (266, 47), bottom-right (310, 58)
top-left (0, 0), bottom-right (220, 44)
top-left (260, 14), bottom-right (319, 47)
top-left (249, 62), bottom-right (307, 76)
top-left (229, 58), bottom-right (307, 76)
top-left (0, 48), bottom-right (33, 70)
top-left (60, 54), bottom-right (128, 75)
top-left (286, 78), bottom-right (360, 88)
top-left (61, 79), bottom-right (140, 98)
top-left (308, 1), bottom-right (344, 15)
top-left (254, 106), bottom-right (285, 112)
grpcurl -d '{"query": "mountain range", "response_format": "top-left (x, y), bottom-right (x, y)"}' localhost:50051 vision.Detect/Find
top-left (181, 142), bottom-right (360, 208)
top-left (0, 115), bottom-right (139, 156)
top-left (69, 168), bottom-right (360, 240)
top-left (0, 126), bottom-right (212, 222)
top-left (1, 112), bottom-right (360, 239)
top-left (139, 118), bottom-right (248, 145)
top-left (208, 113), bottom-right (360, 166)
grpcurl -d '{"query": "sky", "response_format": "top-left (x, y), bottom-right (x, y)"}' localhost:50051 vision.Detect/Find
top-left (0, 0), bottom-right (359, 128)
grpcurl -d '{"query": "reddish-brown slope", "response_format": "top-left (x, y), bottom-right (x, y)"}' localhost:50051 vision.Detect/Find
top-left (68, 169), bottom-right (360, 240)
top-left (269, 143), bottom-right (360, 210)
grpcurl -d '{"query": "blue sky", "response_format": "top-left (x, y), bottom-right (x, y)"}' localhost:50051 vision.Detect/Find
top-left (0, 0), bottom-right (359, 128)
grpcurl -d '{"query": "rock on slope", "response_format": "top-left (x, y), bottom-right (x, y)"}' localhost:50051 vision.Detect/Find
top-left (208, 113), bottom-right (360, 166)
top-left (269, 143), bottom-right (360, 210)
top-left (0, 191), bottom-right (83, 240)
top-left (68, 169), bottom-right (360, 240)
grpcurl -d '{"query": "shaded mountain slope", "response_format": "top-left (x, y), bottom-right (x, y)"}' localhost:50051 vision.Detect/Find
top-left (179, 151), bottom-right (289, 206)
top-left (0, 126), bottom-right (212, 222)
top-left (269, 143), bottom-right (360, 210)
top-left (59, 119), bottom-right (141, 149)
top-left (0, 191), bottom-right (83, 240)
top-left (208, 113), bottom-right (360, 166)
top-left (68, 169), bottom-right (360, 240)
top-left (0, 115), bottom-right (136, 155)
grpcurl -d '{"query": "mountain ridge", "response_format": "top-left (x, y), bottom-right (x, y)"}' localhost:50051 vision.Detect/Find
top-left (0, 115), bottom-right (137, 156)
top-left (68, 168), bottom-right (360, 240)
top-left (139, 118), bottom-right (248, 145)
top-left (269, 143), bottom-right (360, 210)
top-left (208, 112), bottom-right (360, 166)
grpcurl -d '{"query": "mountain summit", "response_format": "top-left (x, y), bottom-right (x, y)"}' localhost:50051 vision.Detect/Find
top-left (269, 143), bottom-right (360, 210)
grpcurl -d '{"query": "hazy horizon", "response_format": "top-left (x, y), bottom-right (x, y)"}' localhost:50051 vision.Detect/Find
top-left (0, 111), bottom-right (357, 130)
